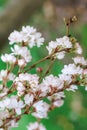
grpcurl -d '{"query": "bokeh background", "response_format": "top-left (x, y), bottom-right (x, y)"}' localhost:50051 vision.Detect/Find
top-left (0, 0), bottom-right (87, 130)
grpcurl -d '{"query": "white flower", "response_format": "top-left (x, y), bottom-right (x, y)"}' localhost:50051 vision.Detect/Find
top-left (18, 59), bottom-right (27, 67)
top-left (32, 101), bottom-right (49, 119)
top-left (46, 36), bottom-right (72, 59)
top-left (0, 120), bottom-right (3, 127)
top-left (0, 70), bottom-right (15, 81)
top-left (15, 73), bottom-right (39, 92)
top-left (27, 122), bottom-right (46, 130)
top-left (46, 41), bottom-right (58, 55)
top-left (7, 96), bottom-right (25, 115)
top-left (0, 70), bottom-right (7, 81)
top-left (0, 98), bottom-right (10, 110)
top-left (56, 36), bottom-right (72, 48)
top-left (21, 26), bottom-right (44, 48)
top-left (1, 54), bottom-right (16, 64)
top-left (59, 74), bottom-right (72, 84)
top-left (66, 84), bottom-right (78, 92)
top-left (0, 110), bottom-right (9, 120)
top-left (8, 119), bottom-right (18, 129)
top-left (73, 56), bottom-right (87, 66)
top-left (39, 75), bottom-right (64, 97)
top-left (8, 73), bottom-right (15, 81)
top-left (21, 26), bottom-right (36, 41)
top-left (48, 92), bottom-right (65, 100)
top-left (85, 86), bottom-right (87, 91)
top-left (48, 92), bottom-right (65, 107)
top-left (53, 99), bottom-right (64, 107)
top-left (11, 45), bottom-right (32, 62)
top-left (24, 94), bottom-right (34, 105)
top-left (62, 64), bottom-right (83, 75)
top-left (75, 42), bottom-right (82, 54)
top-left (42, 74), bottom-right (64, 89)
top-left (56, 51), bottom-right (65, 59)
top-left (28, 32), bottom-right (44, 48)
top-left (8, 30), bottom-right (23, 45)
top-left (16, 82), bottom-right (25, 96)
top-left (8, 26), bottom-right (45, 48)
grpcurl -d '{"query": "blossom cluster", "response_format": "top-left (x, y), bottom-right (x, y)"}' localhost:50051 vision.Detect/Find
top-left (0, 25), bottom-right (87, 130)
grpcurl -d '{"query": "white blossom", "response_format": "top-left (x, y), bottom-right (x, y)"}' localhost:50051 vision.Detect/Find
top-left (24, 94), bottom-right (34, 105)
top-left (7, 96), bottom-right (25, 115)
top-left (8, 30), bottom-right (23, 45)
top-left (66, 84), bottom-right (78, 92)
top-left (56, 36), bottom-right (72, 48)
top-left (46, 41), bottom-right (58, 55)
top-left (32, 101), bottom-right (49, 118)
top-left (48, 92), bottom-right (65, 107)
top-left (75, 42), bottom-right (82, 54)
top-left (62, 64), bottom-right (83, 75)
top-left (11, 45), bottom-right (32, 63)
top-left (53, 99), bottom-right (64, 107)
top-left (1, 54), bottom-right (16, 64)
top-left (39, 75), bottom-right (64, 97)
top-left (46, 36), bottom-right (72, 59)
top-left (21, 26), bottom-right (44, 48)
top-left (0, 110), bottom-right (9, 120)
top-left (85, 86), bottom-right (87, 91)
top-left (15, 73), bottom-right (39, 92)
top-left (42, 74), bottom-right (64, 89)
top-left (16, 82), bottom-right (25, 96)
top-left (27, 122), bottom-right (46, 130)
top-left (0, 24), bottom-right (86, 129)
top-left (73, 56), bottom-right (87, 66)
top-left (48, 92), bottom-right (65, 100)
top-left (0, 120), bottom-right (3, 127)
top-left (59, 74), bottom-right (72, 84)
top-left (18, 59), bottom-right (27, 67)
top-left (0, 70), bottom-right (15, 81)
top-left (7, 119), bottom-right (18, 129)
top-left (56, 51), bottom-right (65, 59)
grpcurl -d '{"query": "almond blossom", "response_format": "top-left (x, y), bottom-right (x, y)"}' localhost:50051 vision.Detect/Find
top-left (46, 36), bottom-right (72, 59)
top-left (32, 101), bottom-right (49, 118)
top-left (0, 24), bottom-right (87, 130)
top-left (11, 45), bottom-right (32, 63)
top-left (27, 122), bottom-right (46, 130)
top-left (62, 64), bottom-right (83, 75)
top-left (1, 54), bottom-right (16, 64)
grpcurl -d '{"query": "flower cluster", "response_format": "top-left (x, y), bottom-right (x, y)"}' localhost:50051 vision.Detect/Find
top-left (0, 25), bottom-right (87, 130)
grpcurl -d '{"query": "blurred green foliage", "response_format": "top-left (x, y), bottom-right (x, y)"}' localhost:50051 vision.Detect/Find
top-left (0, 0), bottom-right (8, 7)
top-left (0, 1), bottom-right (87, 130)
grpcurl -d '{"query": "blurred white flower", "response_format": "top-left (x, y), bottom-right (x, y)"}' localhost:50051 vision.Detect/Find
top-left (66, 84), bottom-right (78, 92)
top-left (8, 30), bottom-right (23, 45)
top-left (24, 94), bottom-right (34, 105)
top-left (62, 64), bottom-right (83, 75)
top-left (73, 56), bottom-right (87, 66)
top-left (27, 122), bottom-right (46, 130)
top-left (11, 45), bottom-right (32, 63)
top-left (59, 74), bottom-right (72, 84)
top-left (32, 101), bottom-right (49, 118)
top-left (46, 36), bottom-right (72, 59)
top-left (75, 42), bottom-right (82, 54)
top-left (1, 54), bottom-right (16, 64)
top-left (56, 36), bottom-right (72, 48)
top-left (0, 70), bottom-right (15, 81)
top-left (15, 73), bottom-right (39, 92)
top-left (21, 26), bottom-right (44, 48)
